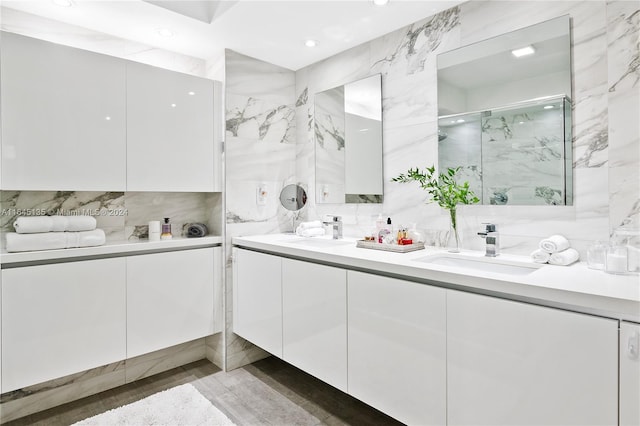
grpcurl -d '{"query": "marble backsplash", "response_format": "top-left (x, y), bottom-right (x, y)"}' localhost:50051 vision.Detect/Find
top-left (0, 191), bottom-right (222, 248)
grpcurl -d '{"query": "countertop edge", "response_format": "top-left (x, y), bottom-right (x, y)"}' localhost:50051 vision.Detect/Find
top-left (1, 236), bottom-right (223, 266)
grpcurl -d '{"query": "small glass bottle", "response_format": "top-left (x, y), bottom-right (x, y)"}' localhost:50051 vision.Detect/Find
top-left (161, 217), bottom-right (173, 240)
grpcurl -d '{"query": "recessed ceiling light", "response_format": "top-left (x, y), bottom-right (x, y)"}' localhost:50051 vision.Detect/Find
top-left (170, 103), bottom-right (177, 108)
top-left (157, 28), bottom-right (174, 38)
top-left (305, 39), bottom-right (318, 48)
top-left (456, 119), bottom-right (465, 123)
top-left (188, 91), bottom-right (195, 96)
top-left (52, 0), bottom-right (73, 7)
top-left (543, 105), bottom-right (554, 109)
top-left (511, 46), bottom-right (535, 57)
top-left (373, 0), bottom-right (389, 5)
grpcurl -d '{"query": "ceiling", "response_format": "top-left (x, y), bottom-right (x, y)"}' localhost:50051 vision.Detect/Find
top-left (1, 0), bottom-right (465, 70)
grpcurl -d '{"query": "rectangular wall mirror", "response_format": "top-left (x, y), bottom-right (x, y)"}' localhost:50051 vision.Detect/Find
top-left (315, 74), bottom-right (383, 204)
top-left (437, 15), bottom-right (573, 206)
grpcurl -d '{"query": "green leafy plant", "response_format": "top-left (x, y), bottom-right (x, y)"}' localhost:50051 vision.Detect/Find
top-left (392, 165), bottom-right (479, 210)
top-left (392, 165), bottom-right (479, 251)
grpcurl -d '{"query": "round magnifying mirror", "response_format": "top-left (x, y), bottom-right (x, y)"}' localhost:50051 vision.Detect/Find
top-left (280, 184), bottom-right (307, 211)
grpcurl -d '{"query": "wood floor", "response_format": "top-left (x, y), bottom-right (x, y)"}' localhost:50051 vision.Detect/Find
top-left (4, 357), bottom-right (403, 426)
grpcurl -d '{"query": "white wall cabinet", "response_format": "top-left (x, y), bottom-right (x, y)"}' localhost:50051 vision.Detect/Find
top-left (126, 61), bottom-right (215, 192)
top-left (282, 259), bottom-right (347, 392)
top-left (233, 249), bottom-right (283, 357)
top-left (446, 290), bottom-right (618, 426)
top-left (620, 321), bottom-right (640, 426)
top-left (126, 247), bottom-right (216, 358)
top-left (1, 258), bottom-right (126, 392)
top-left (1, 32), bottom-right (126, 191)
top-left (347, 271), bottom-right (446, 425)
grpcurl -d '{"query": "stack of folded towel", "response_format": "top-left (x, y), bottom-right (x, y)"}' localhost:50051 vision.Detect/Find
top-left (295, 220), bottom-right (325, 237)
top-left (531, 234), bottom-right (580, 266)
top-left (6, 216), bottom-right (106, 253)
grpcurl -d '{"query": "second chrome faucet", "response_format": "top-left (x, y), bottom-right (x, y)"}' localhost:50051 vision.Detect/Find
top-left (478, 223), bottom-right (500, 257)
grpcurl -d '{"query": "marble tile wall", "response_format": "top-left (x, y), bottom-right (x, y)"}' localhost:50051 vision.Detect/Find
top-left (224, 50), bottom-right (297, 370)
top-left (295, 0), bottom-right (640, 257)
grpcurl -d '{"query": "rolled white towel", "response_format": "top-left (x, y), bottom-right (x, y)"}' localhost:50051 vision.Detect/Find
top-left (297, 220), bottom-right (323, 230)
top-left (13, 215), bottom-right (97, 234)
top-left (549, 248), bottom-right (580, 266)
top-left (539, 234), bottom-right (570, 253)
top-left (530, 249), bottom-right (551, 264)
top-left (295, 227), bottom-right (326, 238)
top-left (5, 229), bottom-right (106, 253)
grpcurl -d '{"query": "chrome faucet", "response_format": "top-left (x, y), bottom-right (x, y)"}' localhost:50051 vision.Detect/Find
top-left (478, 223), bottom-right (499, 257)
top-left (323, 216), bottom-right (343, 239)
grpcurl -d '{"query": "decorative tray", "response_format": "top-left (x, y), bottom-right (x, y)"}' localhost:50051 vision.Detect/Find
top-left (356, 240), bottom-right (425, 253)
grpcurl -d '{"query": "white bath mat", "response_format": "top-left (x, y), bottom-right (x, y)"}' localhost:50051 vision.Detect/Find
top-left (73, 383), bottom-right (235, 426)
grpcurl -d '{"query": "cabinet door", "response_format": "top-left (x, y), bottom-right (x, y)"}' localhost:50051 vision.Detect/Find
top-left (621, 321), bottom-right (640, 426)
top-left (282, 258), bottom-right (347, 391)
top-left (347, 271), bottom-right (446, 425)
top-left (126, 61), bottom-right (214, 191)
top-left (233, 249), bottom-right (282, 357)
top-left (1, 258), bottom-right (126, 392)
top-left (1, 32), bottom-right (126, 191)
top-left (127, 248), bottom-right (215, 358)
top-left (447, 290), bottom-right (618, 426)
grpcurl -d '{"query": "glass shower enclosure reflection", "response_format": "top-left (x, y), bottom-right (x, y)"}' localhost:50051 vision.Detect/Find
top-left (438, 95), bottom-right (572, 205)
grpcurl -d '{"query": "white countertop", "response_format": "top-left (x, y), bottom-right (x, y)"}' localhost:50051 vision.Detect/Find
top-left (233, 233), bottom-right (640, 322)
top-left (1, 236), bottom-right (222, 265)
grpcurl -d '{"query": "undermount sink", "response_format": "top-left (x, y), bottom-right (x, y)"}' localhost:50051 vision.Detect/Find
top-left (414, 253), bottom-right (542, 276)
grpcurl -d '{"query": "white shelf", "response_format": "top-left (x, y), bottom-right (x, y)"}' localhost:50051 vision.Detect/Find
top-left (1, 236), bottom-right (222, 266)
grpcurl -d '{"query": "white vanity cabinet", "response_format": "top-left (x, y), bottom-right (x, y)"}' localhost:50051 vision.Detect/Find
top-left (446, 290), bottom-right (618, 426)
top-left (620, 321), bottom-right (640, 426)
top-left (347, 271), bottom-right (446, 425)
top-left (0, 32), bottom-right (126, 191)
top-left (233, 249), bottom-right (283, 357)
top-left (1, 258), bottom-right (126, 392)
top-left (282, 259), bottom-right (347, 392)
top-left (126, 61), bottom-right (215, 192)
top-left (126, 247), bottom-right (216, 358)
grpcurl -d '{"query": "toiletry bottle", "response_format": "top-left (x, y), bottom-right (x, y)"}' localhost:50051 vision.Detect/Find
top-left (375, 214), bottom-right (384, 239)
top-left (161, 217), bottom-right (172, 240)
top-left (378, 217), bottom-right (392, 244)
top-left (148, 220), bottom-right (161, 242)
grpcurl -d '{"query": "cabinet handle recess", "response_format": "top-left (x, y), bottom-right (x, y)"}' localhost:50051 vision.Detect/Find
top-left (629, 331), bottom-right (639, 359)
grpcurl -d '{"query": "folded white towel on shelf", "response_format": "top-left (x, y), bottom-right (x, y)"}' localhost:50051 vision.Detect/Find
top-left (530, 249), bottom-right (551, 264)
top-left (5, 229), bottom-right (106, 253)
top-left (13, 215), bottom-right (97, 234)
top-left (297, 220), bottom-right (323, 230)
top-left (549, 248), bottom-right (580, 266)
top-left (295, 227), bottom-right (325, 238)
top-left (539, 234), bottom-right (570, 253)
